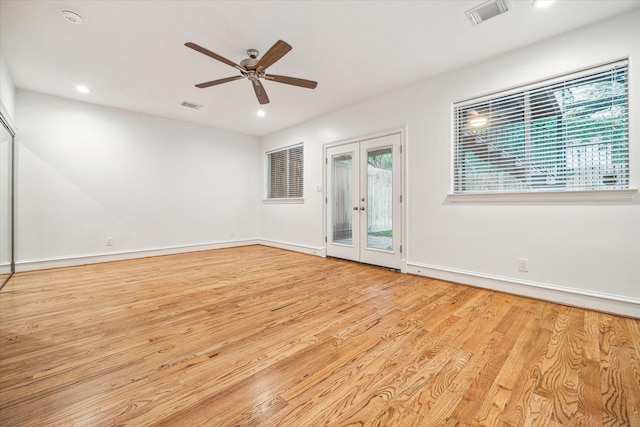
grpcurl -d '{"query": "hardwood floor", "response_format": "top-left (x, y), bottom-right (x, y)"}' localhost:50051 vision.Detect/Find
top-left (1, 245), bottom-right (638, 426)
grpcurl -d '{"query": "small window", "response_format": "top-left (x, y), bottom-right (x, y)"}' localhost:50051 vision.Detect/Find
top-left (266, 144), bottom-right (304, 199)
top-left (453, 60), bottom-right (629, 194)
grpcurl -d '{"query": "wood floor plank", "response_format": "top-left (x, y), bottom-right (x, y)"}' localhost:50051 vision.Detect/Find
top-left (0, 245), bottom-right (638, 426)
top-left (456, 305), bottom-right (534, 425)
top-left (576, 310), bottom-right (603, 426)
top-left (534, 307), bottom-right (585, 424)
top-left (397, 346), bottom-right (472, 419)
top-left (497, 317), bottom-right (553, 427)
top-left (599, 313), bottom-right (633, 426)
top-left (522, 393), bottom-right (565, 427)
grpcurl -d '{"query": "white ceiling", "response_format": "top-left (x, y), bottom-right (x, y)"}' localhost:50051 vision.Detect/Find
top-left (2, 0), bottom-right (639, 137)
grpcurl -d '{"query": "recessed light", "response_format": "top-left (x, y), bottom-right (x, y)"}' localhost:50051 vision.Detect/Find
top-left (257, 110), bottom-right (266, 117)
top-left (62, 10), bottom-right (83, 24)
top-left (532, 0), bottom-right (555, 8)
top-left (76, 85), bottom-right (91, 94)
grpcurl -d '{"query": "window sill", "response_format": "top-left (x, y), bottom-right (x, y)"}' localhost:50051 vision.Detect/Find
top-left (262, 198), bottom-right (305, 204)
top-left (446, 189), bottom-right (639, 204)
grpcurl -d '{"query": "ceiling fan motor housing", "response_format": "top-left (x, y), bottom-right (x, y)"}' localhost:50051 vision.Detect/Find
top-left (240, 57), bottom-right (258, 70)
top-left (241, 49), bottom-right (260, 70)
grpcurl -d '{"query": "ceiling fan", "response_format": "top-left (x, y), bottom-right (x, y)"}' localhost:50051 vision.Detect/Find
top-left (185, 40), bottom-right (318, 105)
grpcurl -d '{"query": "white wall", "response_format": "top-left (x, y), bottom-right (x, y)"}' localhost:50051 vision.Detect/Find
top-left (16, 90), bottom-right (261, 269)
top-left (0, 50), bottom-right (16, 125)
top-left (260, 10), bottom-right (640, 317)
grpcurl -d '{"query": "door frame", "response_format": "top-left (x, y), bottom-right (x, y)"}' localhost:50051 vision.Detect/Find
top-left (322, 128), bottom-right (407, 272)
top-left (0, 109), bottom-right (16, 289)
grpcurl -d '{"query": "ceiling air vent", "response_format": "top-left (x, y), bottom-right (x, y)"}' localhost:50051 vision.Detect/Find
top-left (466, 0), bottom-right (511, 25)
top-left (181, 101), bottom-right (203, 109)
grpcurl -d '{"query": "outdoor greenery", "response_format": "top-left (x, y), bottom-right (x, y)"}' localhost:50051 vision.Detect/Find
top-left (458, 65), bottom-right (628, 191)
top-left (369, 229), bottom-right (392, 238)
top-left (368, 150), bottom-right (393, 170)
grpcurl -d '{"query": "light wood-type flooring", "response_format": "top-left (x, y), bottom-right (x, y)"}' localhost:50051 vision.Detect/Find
top-left (1, 245), bottom-right (639, 426)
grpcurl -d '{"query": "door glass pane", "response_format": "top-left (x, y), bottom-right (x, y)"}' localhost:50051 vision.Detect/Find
top-left (366, 147), bottom-right (393, 251)
top-left (332, 154), bottom-right (353, 245)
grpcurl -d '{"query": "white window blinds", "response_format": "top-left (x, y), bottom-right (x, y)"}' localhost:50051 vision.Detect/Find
top-left (453, 60), bottom-right (629, 194)
top-left (267, 144), bottom-right (304, 199)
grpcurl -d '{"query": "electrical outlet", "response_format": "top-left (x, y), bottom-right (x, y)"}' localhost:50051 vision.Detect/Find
top-left (518, 258), bottom-right (528, 272)
top-left (106, 237), bottom-right (113, 246)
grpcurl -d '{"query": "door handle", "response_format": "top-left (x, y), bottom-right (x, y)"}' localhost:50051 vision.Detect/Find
top-left (360, 206), bottom-right (365, 211)
top-left (353, 206), bottom-right (359, 211)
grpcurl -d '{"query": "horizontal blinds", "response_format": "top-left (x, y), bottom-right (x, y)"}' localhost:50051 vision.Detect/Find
top-left (453, 61), bottom-right (628, 194)
top-left (267, 144), bottom-right (304, 198)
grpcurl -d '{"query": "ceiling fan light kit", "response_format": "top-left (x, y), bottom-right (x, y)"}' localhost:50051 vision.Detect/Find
top-left (185, 40), bottom-right (318, 105)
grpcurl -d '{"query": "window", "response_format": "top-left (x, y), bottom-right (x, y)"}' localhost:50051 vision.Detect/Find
top-left (266, 144), bottom-right (304, 199)
top-left (453, 60), bottom-right (629, 194)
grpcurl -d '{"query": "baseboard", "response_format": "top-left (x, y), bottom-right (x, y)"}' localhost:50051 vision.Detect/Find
top-left (258, 239), bottom-right (325, 257)
top-left (15, 239), bottom-right (260, 272)
top-left (14, 243), bottom-right (636, 318)
top-left (406, 262), bottom-right (640, 319)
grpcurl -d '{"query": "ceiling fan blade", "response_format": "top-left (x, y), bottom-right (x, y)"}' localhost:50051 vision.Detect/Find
top-left (195, 75), bottom-right (245, 88)
top-left (252, 79), bottom-right (270, 104)
top-left (263, 74), bottom-right (318, 89)
top-left (185, 42), bottom-right (244, 71)
top-left (255, 40), bottom-right (292, 72)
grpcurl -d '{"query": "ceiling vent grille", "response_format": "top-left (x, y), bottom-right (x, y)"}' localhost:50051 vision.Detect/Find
top-left (181, 101), bottom-right (203, 109)
top-left (466, 0), bottom-right (511, 25)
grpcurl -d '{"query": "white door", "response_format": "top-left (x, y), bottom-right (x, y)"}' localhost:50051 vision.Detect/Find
top-left (326, 133), bottom-right (402, 269)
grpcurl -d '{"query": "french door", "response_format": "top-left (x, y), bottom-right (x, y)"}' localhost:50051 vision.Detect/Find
top-left (326, 133), bottom-right (402, 269)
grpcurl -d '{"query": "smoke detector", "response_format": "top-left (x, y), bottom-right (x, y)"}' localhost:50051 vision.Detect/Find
top-left (62, 10), bottom-right (83, 24)
top-left (466, 0), bottom-right (511, 25)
